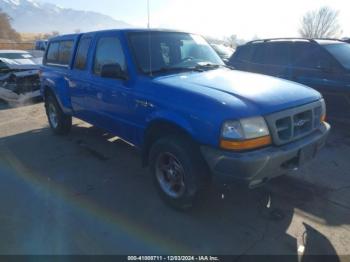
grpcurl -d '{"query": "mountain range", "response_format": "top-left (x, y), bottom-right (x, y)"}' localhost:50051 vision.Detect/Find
top-left (0, 0), bottom-right (133, 33)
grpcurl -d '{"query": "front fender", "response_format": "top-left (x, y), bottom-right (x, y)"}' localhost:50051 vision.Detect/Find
top-left (146, 110), bottom-right (196, 139)
top-left (145, 109), bottom-right (219, 147)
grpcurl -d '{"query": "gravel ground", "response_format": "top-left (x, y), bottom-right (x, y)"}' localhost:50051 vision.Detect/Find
top-left (0, 101), bottom-right (349, 259)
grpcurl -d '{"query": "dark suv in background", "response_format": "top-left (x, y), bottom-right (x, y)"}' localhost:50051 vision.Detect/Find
top-left (228, 38), bottom-right (350, 120)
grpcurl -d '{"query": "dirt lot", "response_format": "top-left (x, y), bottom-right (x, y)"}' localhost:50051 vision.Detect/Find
top-left (0, 42), bottom-right (34, 50)
top-left (0, 101), bottom-right (349, 258)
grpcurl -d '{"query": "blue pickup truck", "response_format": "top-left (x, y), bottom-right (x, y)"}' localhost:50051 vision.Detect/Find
top-left (41, 29), bottom-right (330, 209)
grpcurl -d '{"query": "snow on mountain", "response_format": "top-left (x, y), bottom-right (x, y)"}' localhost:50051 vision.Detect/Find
top-left (0, 0), bottom-right (133, 33)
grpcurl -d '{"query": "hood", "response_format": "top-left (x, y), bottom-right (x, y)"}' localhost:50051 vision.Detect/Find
top-left (0, 58), bottom-right (40, 70)
top-left (154, 69), bottom-right (322, 115)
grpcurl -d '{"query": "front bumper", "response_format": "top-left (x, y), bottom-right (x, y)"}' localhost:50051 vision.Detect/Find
top-left (201, 122), bottom-right (331, 188)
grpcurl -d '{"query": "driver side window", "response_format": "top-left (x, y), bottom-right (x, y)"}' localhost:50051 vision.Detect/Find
top-left (160, 43), bottom-right (170, 65)
top-left (93, 36), bottom-right (126, 77)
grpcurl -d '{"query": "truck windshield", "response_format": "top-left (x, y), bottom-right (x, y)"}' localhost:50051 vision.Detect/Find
top-left (324, 43), bottom-right (350, 70)
top-left (128, 32), bottom-right (224, 74)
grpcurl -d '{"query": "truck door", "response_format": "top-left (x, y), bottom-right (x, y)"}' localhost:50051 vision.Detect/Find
top-left (68, 34), bottom-right (93, 119)
top-left (88, 33), bottom-right (135, 142)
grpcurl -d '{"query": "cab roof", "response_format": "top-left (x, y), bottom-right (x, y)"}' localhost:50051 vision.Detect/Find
top-left (49, 28), bottom-right (191, 42)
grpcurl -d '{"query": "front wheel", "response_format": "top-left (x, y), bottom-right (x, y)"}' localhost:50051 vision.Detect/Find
top-left (45, 93), bottom-right (72, 135)
top-left (149, 135), bottom-right (209, 210)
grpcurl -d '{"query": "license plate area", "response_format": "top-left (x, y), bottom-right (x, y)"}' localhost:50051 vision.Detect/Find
top-left (298, 142), bottom-right (320, 165)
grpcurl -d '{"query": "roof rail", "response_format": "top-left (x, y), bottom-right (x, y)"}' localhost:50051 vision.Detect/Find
top-left (246, 38), bottom-right (318, 45)
top-left (246, 37), bottom-right (346, 45)
top-left (312, 38), bottom-right (343, 41)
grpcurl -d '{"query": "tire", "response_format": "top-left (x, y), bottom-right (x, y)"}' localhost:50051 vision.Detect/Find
top-left (45, 92), bottom-right (72, 135)
top-left (149, 134), bottom-right (209, 210)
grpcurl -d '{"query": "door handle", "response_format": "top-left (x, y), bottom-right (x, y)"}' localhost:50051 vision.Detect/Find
top-left (64, 77), bottom-right (77, 88)
top-left (135, 99), bottom-right (155, 108)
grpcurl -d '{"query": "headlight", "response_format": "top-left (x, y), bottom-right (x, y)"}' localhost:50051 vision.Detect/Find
top-left (221, 117), bottom-right (271, 151)
top-left (222, 117), bottom-right (270, 140)
top-left (221, 120), bottom-right (244, 140)
top-left (240, 117), bottom-right (270, 139)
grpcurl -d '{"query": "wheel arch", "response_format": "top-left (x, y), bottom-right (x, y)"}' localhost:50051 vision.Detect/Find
top-left (142, 118), bottom-right (198, 167)
top-left (43, 85), bottom-right (72, 115)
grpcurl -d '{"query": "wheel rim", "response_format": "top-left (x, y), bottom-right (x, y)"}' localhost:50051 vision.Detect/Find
top-left (155, 152), bottom-right (186, 199)
top-left (48, 102), bottom-right (58, 128)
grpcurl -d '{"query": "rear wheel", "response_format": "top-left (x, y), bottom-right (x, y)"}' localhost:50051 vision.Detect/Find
top-left (149, 135), bottom-right (209, 210)
top-left (45, 93), bottom-right (72, 135)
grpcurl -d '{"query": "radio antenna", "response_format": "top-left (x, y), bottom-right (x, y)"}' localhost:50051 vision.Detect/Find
top-left (147, 0), bottom-right (152, 76)
top-left (147, 0), bottom-right (150, 29)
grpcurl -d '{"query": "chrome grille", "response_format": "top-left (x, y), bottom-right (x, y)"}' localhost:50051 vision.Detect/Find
top-left (276, 117), bottom-right (292, 140)
top-left (266, 100), bottom-right (325, 146)
top-left (314, 106), bottom-right (323, 127)
top-left (293, 110), bottom-right (313, 136)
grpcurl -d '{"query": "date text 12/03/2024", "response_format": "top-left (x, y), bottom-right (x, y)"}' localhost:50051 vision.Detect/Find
top-left (127, 256), bottom-right (220, 261)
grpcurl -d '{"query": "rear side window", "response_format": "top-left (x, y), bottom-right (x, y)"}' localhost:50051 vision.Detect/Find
top-left (58, 41), bottom-right (74, 65)
top-left (252, 44), bottom-right (268, 64)
top-left (45, 40), bottom-right (74, 66)
top-left (291, 43), bottom-right (327, 69)
top-left (251, 43), bottom-right (290, 66)
top-left (74, 37), bottom-right (92, 70)
top-left (93, 36), bottom-right (126, 76)
top-left (266, 43), bottom-right (290, 65)
top-left (46, 42), bottom-right (60, 63)
top-left (233, 45), bottom-right (255, 62)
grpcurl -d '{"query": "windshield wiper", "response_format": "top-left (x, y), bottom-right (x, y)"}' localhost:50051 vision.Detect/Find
top-left (195, 63), bottom-right (235, 71)
top-left (220, 64), bottom-right (235, 70)
top-left (148, 66), bottom-right (204, 75)
top-left (147, 63), bottom-right (234, 75)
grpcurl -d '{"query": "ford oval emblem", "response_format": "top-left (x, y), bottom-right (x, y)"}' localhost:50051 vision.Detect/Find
top-left (295, 119), bottom-right (308, 127)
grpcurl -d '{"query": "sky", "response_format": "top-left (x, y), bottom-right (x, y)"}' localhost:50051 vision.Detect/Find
top-left (40, 0), bottom-right (350, 40)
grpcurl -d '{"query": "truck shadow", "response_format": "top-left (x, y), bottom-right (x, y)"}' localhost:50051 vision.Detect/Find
top-left (0, 123), bottom-right (347, 257)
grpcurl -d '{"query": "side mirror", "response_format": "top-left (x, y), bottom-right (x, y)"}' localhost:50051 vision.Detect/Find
top-left (101, 63), bottom-right (127, 80)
